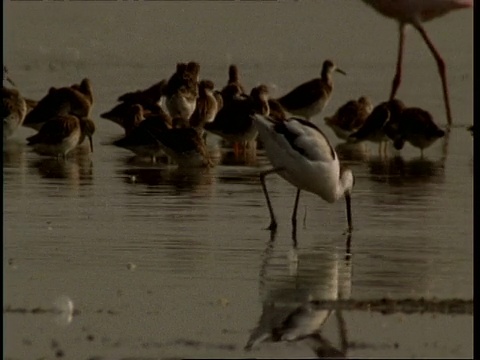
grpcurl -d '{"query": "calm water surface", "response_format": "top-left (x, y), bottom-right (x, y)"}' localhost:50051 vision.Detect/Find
top-left (4, 1), bottom-right (473, 358)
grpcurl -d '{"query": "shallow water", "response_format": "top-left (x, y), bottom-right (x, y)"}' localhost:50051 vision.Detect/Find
top-left (4, 1), bottom-right (473, 358)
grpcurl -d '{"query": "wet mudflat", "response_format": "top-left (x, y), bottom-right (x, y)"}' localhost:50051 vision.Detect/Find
top-left (4, 1), bottom-right (472, 358)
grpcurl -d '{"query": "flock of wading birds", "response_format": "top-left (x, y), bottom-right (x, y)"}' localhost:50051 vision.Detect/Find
top-left (2, 0), bottom-right (473, 234)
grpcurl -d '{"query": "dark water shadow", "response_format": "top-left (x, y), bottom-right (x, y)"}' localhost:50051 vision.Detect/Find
top-left (210, 135), bottom-right (260, 167)
top-left (336, 124), bottom-right (451, 168)
top-left (3, 139), bottom-right (30, 190)
top-left (218, 147), bottom-right (259, 167)
top-left (118, 164), bottom-right (215, 195)
top-left (216, 166), bottom-right (262, 187)
top-left (118, 152), bottom-right (172, 166)
top-left (366, 155), bottom-right (445, 188)
top-left (245, 229), bottom-right (352, 357)
top-left (335, 142), bottom-right (371, 163)
top-left (28, 146), bottom-right (93, 184)
top-left (3, 138), bottom-right (28, 169)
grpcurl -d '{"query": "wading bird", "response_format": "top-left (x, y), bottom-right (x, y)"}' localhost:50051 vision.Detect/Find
top-left (27, 114), bottom-right (95, 159)
top-left (277, 60), bottom-right (346, 121)
top-left (324, 96), bottom-right (374, 141)
top-left (253, 114), bottom-right (354, 233)
top-left (386, 107), bottom-right (445, 157)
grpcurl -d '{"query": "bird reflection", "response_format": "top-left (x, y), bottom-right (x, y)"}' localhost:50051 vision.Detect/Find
top-left (3, 139), bottom-right (28, 169)
top-left (367, 154), bottom-right (445, 187)
top-left (120, 164), bottom-right (214, 194)
top-left (245, 228), bottom-right (352, 357)
top-left (167, 166), bottom-right (215, 194)
top-left (30, 146), bottom-right (93, 184)
top-left (334, 141), bottom-right (371, 163)
top-left (358, 125), bottom-right (450, 190)
top-left (218, 146), bottom-right (258, 166)
top-left (120, 153), bottom-right (171, 167)
top-left (121, 167), bottom-right (167, 186)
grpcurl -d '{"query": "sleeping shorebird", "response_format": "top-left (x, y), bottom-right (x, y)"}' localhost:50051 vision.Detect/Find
top-left (164, 61), bottom-right (200, 120)
top-left (253, 114), bottom-right (354, 233)
top-left (23, 78), bottom-right (93, 131)
top-left (220, 82), bottom-right (248, 107)
top-left (386, 107), bottom-right (445, 157)
top-left (349, 99), bottom-right (405, 156)
top-left (154, 118), bottom-right (213, 168)
top-left (204, 84), bottom-right (270, 155)
top-left (101, 101), bottom-right (143, 132)
top-left (361, 0), bottom-right (473, 125)
top-left (121, 103), bottom-right (147, 136)
top-left (165, 80), bottom-right (198, 121)
top-left (277, 60), bottom-right (346, 121)
top-left (116, 79), bottom-right (167, 111)
top-left (26, 114), bottom-right (95, 159)
top-left (324, 96), bottom-right (374, 141)
top-left (112, 104), bottom-right (171, 162)
top-left (71, 78), bottom-right (94, 108)
top-left (101, 79), bottom-right (166, 129)
top-left (221, 64), bottom-right (247, 99)
top-left (189, 79), bottom-right (219, 132)
top-left (101, 101), bottom-right (170, 135)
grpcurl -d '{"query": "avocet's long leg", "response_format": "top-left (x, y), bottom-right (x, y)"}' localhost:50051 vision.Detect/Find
top-left (291, 189), bottom-right (301, 248)
top-left (345, 193), bottom-right (353, 234)
top-left (291, 189), bottom-right (301, 227)
top-left (260, 167), bottom-right (285, 231)
top-left (345, 233), bottom-right (352, 260)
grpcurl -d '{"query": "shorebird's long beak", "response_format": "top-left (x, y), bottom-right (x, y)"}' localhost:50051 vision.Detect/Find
top-left (336, 68), bottom-right (347, 76)
top-left (88, 135), bottom-right (94, 153)
top-left (345, 192), bottom-right (352, 233)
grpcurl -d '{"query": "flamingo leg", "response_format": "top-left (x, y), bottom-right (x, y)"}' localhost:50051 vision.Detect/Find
top-left (414, 22), bottom-right (452, 126)
top-left (390, 23), bottom-right (406, 100)
top-left (335, 309), bottom-right (349, 354)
